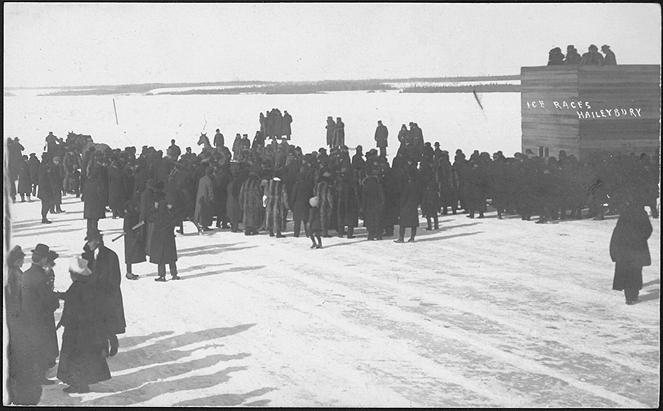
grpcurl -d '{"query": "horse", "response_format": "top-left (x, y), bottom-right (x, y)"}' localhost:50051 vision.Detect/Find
top-left (66, 131), bottom-right (109, 153)
top-left (197, 133), bottom-right (214, 156)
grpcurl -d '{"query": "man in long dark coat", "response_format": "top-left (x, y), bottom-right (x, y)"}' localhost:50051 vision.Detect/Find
top-left (214, 129), bottom-right (225, 150)
top-left (38, 154), bottom-right (55, 224)
top-left (17, 155), bottom-right (32, 202)
top-left (282, 110), bottom-right (293, 140)
top-left (395, 162), bottom-right (422, 243)
top-left (213, 165), bottom-right (230, 229)
top-left (149, 195), bottom-right (181, 281)
top-left (49, 156), bottom-right (65, 213)
top-left (21, 244), bottom-right (60, 384)
top-left (122, 195), bottom-right (146, 280)
top-left (28, 153), bottom-right (41, 197)
top-left (291, 168), bottom-right (314, 237)
top-left (326, 117), bottom-right (335, 148)
top-left (374, 120), bottom-right (389, 158)
top-left (82, 230), bottom-right (126, 357)
top-left (107, 158), bottom-right (127, 218)
top-left (610, 200), bottom-right (652, 304)
top-left (438, 151), bottom-right (458, 215)
top-left (333, 117), bottom-right (345, 148)
top-left (362, 160), bottom-right (385, 240)
top-left (83, 158), bottom-right (107, 232)
top-left (7, 246), bottom-right (43, 404)
top-left (335, 169), bottom-right (359, 238)
top-left (381, 163), bottom-right (400, 237)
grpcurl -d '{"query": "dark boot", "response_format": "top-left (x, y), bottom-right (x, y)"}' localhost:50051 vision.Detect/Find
top-left (426, 218), bottom-right (432, 231)
top-left (407, 227), bottom-right (417, 242)
top-left (394, 226), bottom-right (405, 243)
top-left (108, 335), bottom-right (119, 356)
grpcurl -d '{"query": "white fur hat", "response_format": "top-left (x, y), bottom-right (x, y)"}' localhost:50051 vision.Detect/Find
top-left (69, 256), bottom-right (92, 276)
top-left (309, 196), bottom-right (320, 207)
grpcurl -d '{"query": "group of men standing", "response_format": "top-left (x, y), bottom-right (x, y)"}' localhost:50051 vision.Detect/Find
top-left (259, 108), bottom-right (293, 140)
top-left (325, 116), bottom-right (346, 148)
top-left (548, 44), bottom-right (617, 66)
top-left (5, 232), bottom-right (126, 403)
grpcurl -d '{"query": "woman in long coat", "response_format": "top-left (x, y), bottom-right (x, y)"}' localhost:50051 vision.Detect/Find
top-left (57, 258), bottom-right (111, 393)
top-left (610, 200), bottom-right (652, 304)
top-left (239, 172), bottom-right (263, 235)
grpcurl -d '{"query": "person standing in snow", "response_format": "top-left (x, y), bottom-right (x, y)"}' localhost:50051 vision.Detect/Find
top-left (610, 196), bottom-right (652, 305)
top-left (122, 195), bottom-right (145, 280)
top-left (6, 245), bottom-right (43, 405)
top-left (56, 257), bottom-right (111, 394)
top-left (82, 229), bottom-right (127, 357)
top-left (21, 244), bottom-right (60, 385)
top-left (149, 194), bottom-right (181, 281)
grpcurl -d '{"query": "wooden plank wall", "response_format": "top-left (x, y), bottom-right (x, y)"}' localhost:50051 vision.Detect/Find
top-left (521, 65), bottom-right (661, 159)
top-left (521, 66), bottom-right (581, 157)
top-left (578, 65), bottom-right (660, 156)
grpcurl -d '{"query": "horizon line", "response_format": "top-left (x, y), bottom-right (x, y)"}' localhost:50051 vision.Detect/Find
top-left (3, 74), bottom-right (522, 90)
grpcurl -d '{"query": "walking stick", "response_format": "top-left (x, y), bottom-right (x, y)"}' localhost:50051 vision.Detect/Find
top-left (111, 220), bottom-right (145, 242)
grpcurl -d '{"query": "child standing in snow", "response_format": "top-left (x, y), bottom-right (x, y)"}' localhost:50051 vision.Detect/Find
top-left (308, 196), bottom-right (322, 249)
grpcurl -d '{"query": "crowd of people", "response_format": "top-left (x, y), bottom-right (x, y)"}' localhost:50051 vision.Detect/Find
top-left (6, 235), bottom-right (125, 403)
top-left (259, 108), bottom-right (293, 140)
top-left (547, 44), bottom-right (617, 66)
top-left (4, 117), bottom-right (659, 402)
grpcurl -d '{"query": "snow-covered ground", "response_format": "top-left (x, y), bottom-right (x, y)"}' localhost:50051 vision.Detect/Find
top-left (5, 195), bottom-right (660, 407)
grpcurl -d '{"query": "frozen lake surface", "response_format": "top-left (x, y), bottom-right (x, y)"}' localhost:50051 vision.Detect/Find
top-left (3, 91), bottom-right (521, 155)
top-left (6, 196), bottom-right (660, 407)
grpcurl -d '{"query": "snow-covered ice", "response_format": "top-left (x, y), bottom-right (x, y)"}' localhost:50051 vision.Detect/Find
top-left (4, 195), bottom-right (660, 407)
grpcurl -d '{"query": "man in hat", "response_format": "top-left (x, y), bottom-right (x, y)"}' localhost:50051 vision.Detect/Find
top-left (564, 45), bottom-right (581, 65)
top-left (45, 131), bottom-right (58, 154)
top-left (167, 139), bottom-right (181, 161)
top-left (374, 120), bottom-right (389, 158)
top-left (333, 117), bottom-right (345, 148)
top-left (21, 244), bottom-right (60, 385)
top-left (149, 196), bottom-right (181, 281)
top-left (601, 45), bottom-right (616, 65)
top-left (82, 229), bottom-right (126, 357)
top-left (213, 129), bottom-right (225, 150)
top-left (6, 245), bottom-right (44, 404)
top-left (282, 110), bottom-right (293, 140)
top-left (580, 44), bottom-right (604, 65)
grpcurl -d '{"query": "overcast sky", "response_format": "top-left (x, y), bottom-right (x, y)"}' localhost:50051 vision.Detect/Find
top-left (4, 3), bottom-right (661, 87)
